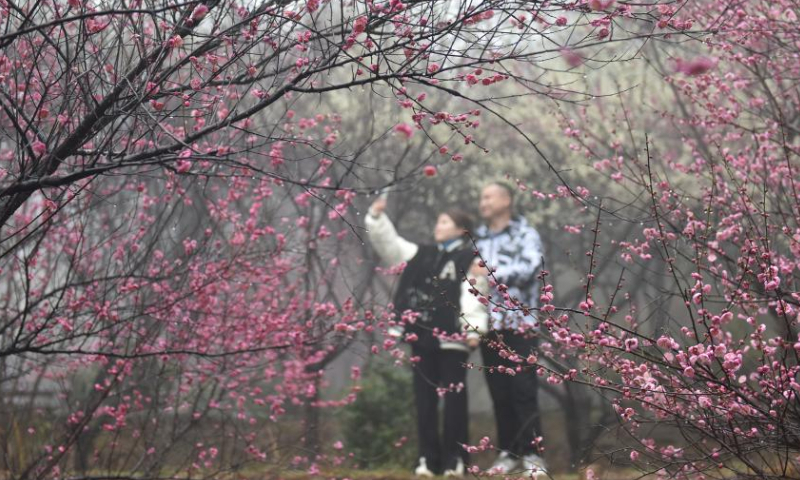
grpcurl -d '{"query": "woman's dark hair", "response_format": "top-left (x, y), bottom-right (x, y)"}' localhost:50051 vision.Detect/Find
top-left (441, 208), bottom-right (474, 235)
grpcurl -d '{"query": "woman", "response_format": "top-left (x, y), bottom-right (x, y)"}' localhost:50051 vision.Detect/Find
top-left (366, 196), bottom-right (488, 478)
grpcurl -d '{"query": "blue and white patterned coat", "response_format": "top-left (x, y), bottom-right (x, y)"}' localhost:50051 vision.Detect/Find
top-left (475, 217), bottom-right (544, 330)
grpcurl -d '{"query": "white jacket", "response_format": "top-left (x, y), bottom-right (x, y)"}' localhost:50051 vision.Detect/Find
top-left (366, 210), bottom-right (489, 351)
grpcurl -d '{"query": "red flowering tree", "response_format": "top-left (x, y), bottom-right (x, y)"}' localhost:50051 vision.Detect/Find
top-left (0, 0), bottom-right (740, 478)
top-left (480, 0), bottom-right (800, 478)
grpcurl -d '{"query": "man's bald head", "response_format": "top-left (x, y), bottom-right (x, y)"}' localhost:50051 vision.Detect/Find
top-left (479, 182), bottom-right (514, 221)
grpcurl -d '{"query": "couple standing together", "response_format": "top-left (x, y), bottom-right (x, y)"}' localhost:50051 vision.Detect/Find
top-left (366, 182), bottom-right (547, 478)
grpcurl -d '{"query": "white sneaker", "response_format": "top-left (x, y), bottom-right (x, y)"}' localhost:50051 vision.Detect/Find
top-left (489, 451), bottom-right (519, 474)
top-left (443, 458), bottom-right (465, 477)
top-left (521, 453), bottom-right (548, 478)
top-left (414, 457), bottom-right (435, 477)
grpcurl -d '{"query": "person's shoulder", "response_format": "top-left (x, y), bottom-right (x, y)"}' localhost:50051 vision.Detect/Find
top-left (474, 224), bottom-right (490, 241)
top-left (400, 243), bottom-right (431, 267)
top-left (415, 243), bottom-right (443, 257)
top-left (512, 216), bottom-right (540, 234)
top-left (451, 246), bottom-right (476, 262)
top-left (511, 217), bottom-right (542, 246)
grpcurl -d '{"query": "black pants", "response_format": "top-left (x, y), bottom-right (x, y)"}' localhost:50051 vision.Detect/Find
top-left (412, 347), bottom-right (469, 473)
top-left (481, 330), bottom-right (542, 456)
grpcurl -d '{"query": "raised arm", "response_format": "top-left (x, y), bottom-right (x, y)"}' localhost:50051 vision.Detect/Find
top-left (364, 197), bottom-right (419, 265)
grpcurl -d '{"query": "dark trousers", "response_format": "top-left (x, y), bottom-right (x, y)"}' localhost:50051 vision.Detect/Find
top-left (480, 330), bottom-right (542, 456)
top-left (412, 347), bottom-right (469, 473)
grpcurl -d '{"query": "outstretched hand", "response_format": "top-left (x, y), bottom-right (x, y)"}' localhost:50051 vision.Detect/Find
top-left (370, 197), bottom-right (387, 216)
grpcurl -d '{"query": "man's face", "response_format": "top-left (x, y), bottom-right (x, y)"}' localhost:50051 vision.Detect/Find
top-left (479, 184), bottom-right (511, 220)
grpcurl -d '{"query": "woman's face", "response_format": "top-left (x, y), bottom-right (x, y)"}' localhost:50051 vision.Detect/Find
top-left (434, 214), bottom-right (463, 243)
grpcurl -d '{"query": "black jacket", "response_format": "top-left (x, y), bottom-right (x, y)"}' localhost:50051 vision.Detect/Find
top-left (394, 242), bottom-right (475, 350)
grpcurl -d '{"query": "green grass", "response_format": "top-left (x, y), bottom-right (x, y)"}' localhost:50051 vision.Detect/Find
top-left (260, 466), bottom-right (642, 480)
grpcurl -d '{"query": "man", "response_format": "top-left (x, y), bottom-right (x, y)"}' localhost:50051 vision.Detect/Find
top-left (472, 182), bottom-right (547, 478)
